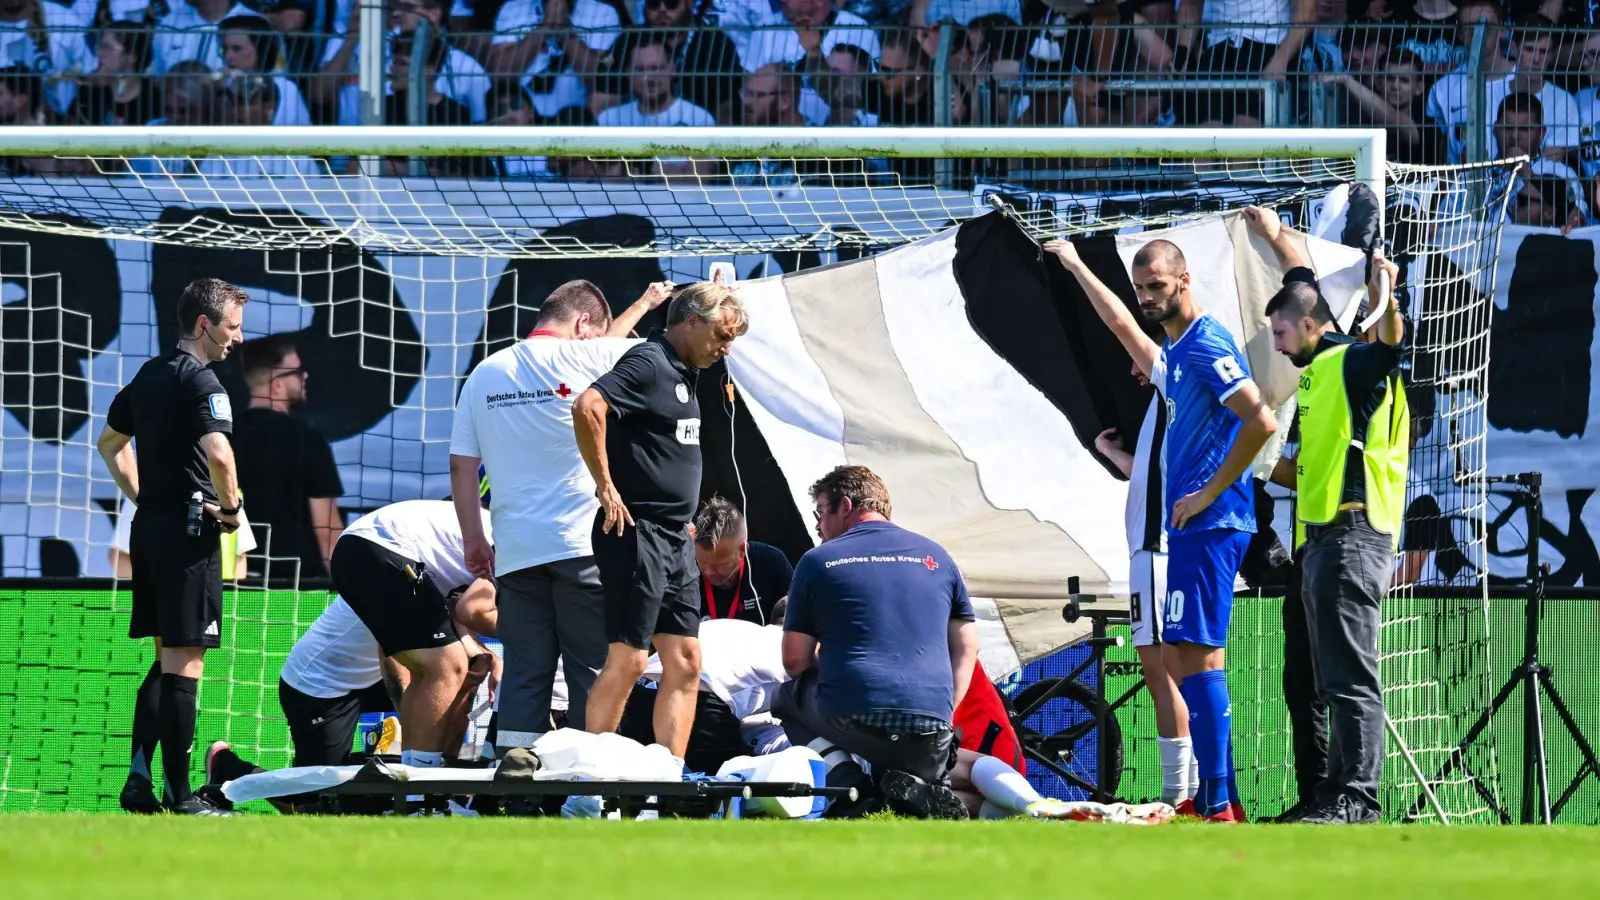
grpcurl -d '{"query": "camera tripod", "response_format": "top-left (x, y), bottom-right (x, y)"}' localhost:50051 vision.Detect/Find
top-left (1407, 471), bottom-right (1600, 824)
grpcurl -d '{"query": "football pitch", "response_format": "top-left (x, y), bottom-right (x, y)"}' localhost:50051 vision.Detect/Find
top-left (4, 816), bottom-right (1599, 898)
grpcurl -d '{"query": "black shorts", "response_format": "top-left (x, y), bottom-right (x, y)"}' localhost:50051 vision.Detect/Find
top-left (592, 515), bottom-right (700, 650)
top-left (618, 683), bottom-right (747, 774)
top-left (1189, 37), bottom-right (1278, 125)
top-left (278, 678), bottom-right (394, 768)
top-left (129, 505), bottom-right (223, 648)
top-left (330, 536), bottom-right (458, 656)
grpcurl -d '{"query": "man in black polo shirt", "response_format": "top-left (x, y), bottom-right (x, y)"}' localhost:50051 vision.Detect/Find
top-left (692, 496), bottom-right (793, 626)
top-left (234, 334), bottom-right (345, 584)
top-left (96, 277), bottom-right (249, 816)
top-left (572, 281), bottom-right (749, 760)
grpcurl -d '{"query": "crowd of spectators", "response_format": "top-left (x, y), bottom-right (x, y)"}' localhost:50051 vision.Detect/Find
top-left (0, 0), bottom-right (1594, 218)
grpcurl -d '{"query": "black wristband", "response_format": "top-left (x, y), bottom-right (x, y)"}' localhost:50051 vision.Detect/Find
top-left (219, 505), bottom-right (241, 516)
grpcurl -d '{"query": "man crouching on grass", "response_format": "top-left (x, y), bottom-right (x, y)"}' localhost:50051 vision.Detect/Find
top-left (776, 465), bottom-right (980, 819)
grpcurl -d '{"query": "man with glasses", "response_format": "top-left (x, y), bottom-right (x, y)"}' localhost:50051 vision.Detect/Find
top-left (234, 334), bottom-right (345, 584)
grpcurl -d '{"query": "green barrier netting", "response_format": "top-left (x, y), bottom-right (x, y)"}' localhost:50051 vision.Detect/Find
top-left (3, 586), bottom-right (1597, 821)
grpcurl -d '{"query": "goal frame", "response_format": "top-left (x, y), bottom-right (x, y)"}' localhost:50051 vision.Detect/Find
top-left (6, 124), bottom-right (1387, 191)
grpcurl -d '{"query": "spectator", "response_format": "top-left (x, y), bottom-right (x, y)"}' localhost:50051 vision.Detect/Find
top-left (594, 37), bottom-right (716, 124)
top-left (1495, 90), bottom-right (1582, 178)
top-left (1503, 15), bottom-right (1581, 157)
top-left (1576, 30), bottom-right (1597, 190)
top-left (1184, 0), bottom-right (1317, 126)
top-left (322, 0), bottom-right (491, 123)
top-left (729, 63), bottom-right (813, 184)
top-left (151, 58), bottom-right (222, 123)
top-left (907, 0), bottom-right (942, 62)
top-left (920, 0), bottom-right (1020, 26)
top-left (1337, 19), bottom-right (1390, 86)
top-left (738, 0), bottom-right (882, 73)
top-left (233, 334), bottom-right (346, 585)
top-left (72, 26), bottom-right (158, 125)
top-left (1051, 1), bottom-right (1177, 127)
top-left (386, 29), bottom-right (477, 124)
top-left (649, 0), bottom-right (741, 113)
top-left (200, 74), bottom-right (326, 176)
top-left (1322, 48), bottom-right (1442, 163)
top-left (1426, 0), bottom-right (1515, 163)
top-left (1297, 0), bottom-right (1347, 76)
top-left (150, 0), bottom-right (258, 74)
top-left (220, 15), bottom-right (313, 126)
top-left (739, 61), bottom-right (806, 125)
top-left (253, 0), bottom-right (342, 75)
top-left (1510, 175), bottom-right (1589, 230)
top-left (875, 27), bottom-right (935, 125)
top-left (814, 43), bottom-right (879, 125)
top-left (953, 12), bottom-right (1031, 126)
top-left (486, 0), bottom-right (625, 118)
top-left (1399, 0), bottom-right (1466, 71)
top-left (0, 61), bottom-right (41, 125)
top-left (0, 0), bottom-right (98, 115)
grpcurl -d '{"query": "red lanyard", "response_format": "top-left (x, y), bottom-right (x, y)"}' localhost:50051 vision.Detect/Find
top-left (527, 329), bottom-right (563, 338)
top-left (703, 557), bottom-right (745, 620)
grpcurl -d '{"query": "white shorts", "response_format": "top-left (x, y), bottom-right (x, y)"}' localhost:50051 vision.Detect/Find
top-left (1129, 550), bottom-right (1169, 648)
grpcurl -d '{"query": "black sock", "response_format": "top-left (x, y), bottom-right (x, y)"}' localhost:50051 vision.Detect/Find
top-left (158, 674), bottom-right (199, 805)
top-left (129, 661), bottom-right (162, 785)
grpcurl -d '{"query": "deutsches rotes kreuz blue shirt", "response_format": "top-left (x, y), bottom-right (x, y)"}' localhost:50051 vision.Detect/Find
top-left (784, 521), bottom-right (975, 720)
top-left (1149, 313), bottom-right (1257, 536)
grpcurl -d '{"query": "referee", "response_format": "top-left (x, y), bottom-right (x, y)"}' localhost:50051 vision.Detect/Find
top-left (1266, 245), bottom-right (1405, 825)
top-left (97, 278), bottom-right (248, 816)
top-left (572, 281), bottom-right (748, 760)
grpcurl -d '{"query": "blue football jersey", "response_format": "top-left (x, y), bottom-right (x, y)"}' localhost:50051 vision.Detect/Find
top-left (1149, 314), bottom-right (1257, 536)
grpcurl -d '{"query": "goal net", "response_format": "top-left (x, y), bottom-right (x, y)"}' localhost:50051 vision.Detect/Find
top-left (0, 126), bottom-right (1518, 821)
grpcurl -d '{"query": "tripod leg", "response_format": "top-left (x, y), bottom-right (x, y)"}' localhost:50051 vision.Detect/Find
top-left (1537, 669), bottom-right (1600, 822)
top-left (1387, 713), bottom-right (1449, 825)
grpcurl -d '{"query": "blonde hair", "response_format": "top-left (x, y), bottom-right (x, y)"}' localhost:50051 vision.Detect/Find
top-left (666, 282), bottom-right (749, 336)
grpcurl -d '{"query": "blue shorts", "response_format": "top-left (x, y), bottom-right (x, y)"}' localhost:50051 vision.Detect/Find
top-left (1162, 528), bottom-right (1251, 648)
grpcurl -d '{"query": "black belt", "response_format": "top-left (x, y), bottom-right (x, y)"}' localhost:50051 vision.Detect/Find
top-left (1303, 508), bottom-right (1368, 542)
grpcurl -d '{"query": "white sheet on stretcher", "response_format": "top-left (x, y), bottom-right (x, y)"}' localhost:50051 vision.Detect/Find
top-left (222, 729), bottom-right (684, 804)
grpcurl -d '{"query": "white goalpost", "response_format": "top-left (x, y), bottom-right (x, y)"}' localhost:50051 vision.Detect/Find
top-left (0, 125), bottom-right (1515, 821)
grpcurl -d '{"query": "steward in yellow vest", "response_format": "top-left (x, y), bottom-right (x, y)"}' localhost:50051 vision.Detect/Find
top-left (1264, 250), bottom-right (1404, 825)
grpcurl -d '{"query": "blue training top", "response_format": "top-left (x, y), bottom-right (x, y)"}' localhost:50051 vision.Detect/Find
top-left (783, 521), bottom-right (975, 720)
top-left (1150, 313), bottom-right (1257, 537)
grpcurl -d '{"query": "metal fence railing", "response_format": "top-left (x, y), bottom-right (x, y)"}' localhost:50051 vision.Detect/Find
top-left (1, 18), bottom-right (1596, 190)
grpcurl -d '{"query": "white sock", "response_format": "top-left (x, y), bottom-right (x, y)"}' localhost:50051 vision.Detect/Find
top-left (970, 754), bottom-right (1043, 814)
top-left (402, 749), bottom-right (443, 768)
top-left (978, 799), bottom-right (1014, 819)
top-left (1187, 746), bottom-right (1199, 801)
top-left (1158, 736), bottom-right (1193, 805)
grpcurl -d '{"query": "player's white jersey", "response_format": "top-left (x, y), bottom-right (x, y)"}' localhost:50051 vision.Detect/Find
top-left (341, 499), bottom-right (490, 594)
top-left (642, 618), bottom-right (788, 719)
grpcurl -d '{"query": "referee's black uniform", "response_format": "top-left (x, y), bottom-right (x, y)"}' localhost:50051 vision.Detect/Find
top-left (106, 351), bottom-right (234, 811)
top-left (588, 332), bottom-right (705, 648)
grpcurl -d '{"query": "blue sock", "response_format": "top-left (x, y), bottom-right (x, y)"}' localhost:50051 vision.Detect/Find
top-left (1183, 670), bottom-right (1233, 816)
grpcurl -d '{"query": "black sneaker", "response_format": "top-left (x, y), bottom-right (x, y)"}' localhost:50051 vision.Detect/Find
top-left (1300, 794), bottom-right (1379, 825)
top-left (879, 770), bottom-right (969, 820)
top-left (164, 793), bottom-right (231, 816)
top-left (119, 776), bottom-right (162, 815)
top-left (1266, 798), bottom-right (1321, 824)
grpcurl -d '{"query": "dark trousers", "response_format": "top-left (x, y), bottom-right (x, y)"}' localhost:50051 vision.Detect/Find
top-left (774, 671), bottom-right (958, 785)
top-left (1301, 517), bottom-right (1392, 811)
top-left (1283, 549), bottom-right (1328, 807)
top-left (496, 558), bottom-right (607, 739)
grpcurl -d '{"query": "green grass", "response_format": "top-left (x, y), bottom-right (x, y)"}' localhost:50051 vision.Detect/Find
top-left (4, 815), bottom-right (1599, 898)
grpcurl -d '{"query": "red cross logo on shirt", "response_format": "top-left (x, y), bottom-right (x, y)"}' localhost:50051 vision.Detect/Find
top-left (554, 383), bottom-right (572, 399)
top-left (924, 556), bottom-right (939, 571)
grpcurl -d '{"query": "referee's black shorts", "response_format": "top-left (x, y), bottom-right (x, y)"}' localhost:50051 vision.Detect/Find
top-left (129, 505), bottom-right (223, 648)
top-left (278, 678), bottom-right (394, 768)
top-left (330, 536), bottom-right (458, 657)
top-left (592, 515), bottom-right (700, 650)
top-left (618, 683), bottom-right (746, 774)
